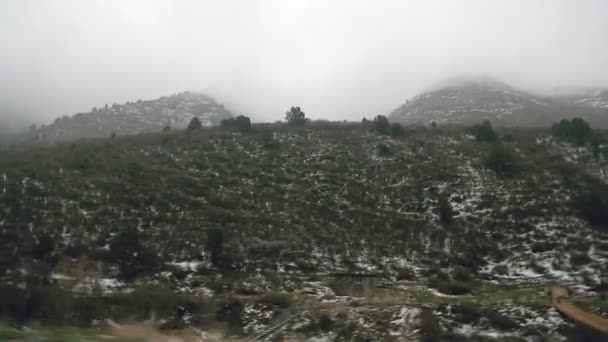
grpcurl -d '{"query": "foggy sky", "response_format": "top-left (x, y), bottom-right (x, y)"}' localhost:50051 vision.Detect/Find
top-left (2, 0), bottom-right (608, 127)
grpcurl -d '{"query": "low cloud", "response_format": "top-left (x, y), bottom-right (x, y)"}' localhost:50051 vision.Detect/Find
top-left (2, 0), bottom-right (608, 125)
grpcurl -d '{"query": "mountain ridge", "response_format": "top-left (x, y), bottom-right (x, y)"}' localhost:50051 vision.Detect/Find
top-left (26, 91), bottom-right (233, 143)
top-left (390, 77), bottom-right (608, 127)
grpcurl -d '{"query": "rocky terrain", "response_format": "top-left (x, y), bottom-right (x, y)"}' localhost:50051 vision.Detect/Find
top-left (1, 122), bottom-right (607, 341)
top-left (24, 92), bottom-right (233, 143)
top-left (390, 78), bottom-right (608, 128)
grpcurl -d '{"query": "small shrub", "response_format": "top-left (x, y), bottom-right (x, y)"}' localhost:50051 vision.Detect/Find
top-left (469, 119), bottom-right (498, 142)
top-left (109, 285), bottom-right (208, 321)
top-left (31, 234), bottom-right (56, 260)
top-left (582, 271), bottom-right (597, 287)
top-left (438, 194), bottom-right (454, 224)
top-left (69, 152), bottom-right (93, 171)
top-left (256, 293), bottom-right (293, 308)
top-left (483, 309), bottom-right (519, 330)
top-left (439, 280), bottom-right (472, 295)
top-left (451, 268), bottom-right (474, 283)
top-left (396, 267), bottom-right (416, 281)
top-left (318, 313), bottom-right (334, 331)
top-left (452, 303), bottom-right (482, 324)
top-left (493, 265), bottom-right (509, 275)
top-left (484, 142), bottom-right (519, 176)
top-left (429, 272), bottom-right (472, 295)
top-left (107, 227), bottom-right (159, 281)
top-left (371, 115), bottom-right (390, 135)
top-left (573, 189), bottom-right (608, 227)
top-left (419, 309), bottom-right (443, 342)
top-left (215, 297), bottom-right (244, 330)
top-left (390, 123), bottom-right (405, 137)
top-left (206, 228), bottom-right (224, 267)
top-left (531, 241), bottom-right (557, 253)
top-left (258, 130), bottom-right (276, 147)
top-left (570, 252), bottom-right (592, 267)
top-left (376, 143), bottom-right (392, 156)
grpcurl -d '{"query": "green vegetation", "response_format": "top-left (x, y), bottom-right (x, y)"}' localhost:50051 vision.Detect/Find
top-left (108, 227), bottom-right (159, 281)
top-left (438, 193), bottom-right (454, 224)
top-left (484, 142), bottom-right (519, 176)
top-left (215, 297), bottom-right (244, 332)
top-left (206, 227), bottom-right (224, 267)
top-left (370, 115), bottom-right (405, 137)
top-left (285, 106), bottom-right (307, 125)
top-left (221, 115), bottom-right (252, 132)
top-left (469, 119), bottom-right (498, 142)
top-left (573, 188), bottom-right (608, 228)
top-left (428, 271), bottom-right (473, 295)
top-left (419, 308), bottom-right (443, 342)
top-left (551, 117), bottom-right (594, 145)
top-left (376, 142), bottom-right (392, 156)
top-left (255, 292), bottom-right (293, 308)
top-left (187, 116), bottom-right (202, 131)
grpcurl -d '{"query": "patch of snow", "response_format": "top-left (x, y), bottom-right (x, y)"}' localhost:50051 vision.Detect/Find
top-left (389, 306), bottom-right (420, 336)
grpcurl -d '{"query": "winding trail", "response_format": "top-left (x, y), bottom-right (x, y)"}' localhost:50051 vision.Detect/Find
top-left (547, 285), bottom-right (608, 334)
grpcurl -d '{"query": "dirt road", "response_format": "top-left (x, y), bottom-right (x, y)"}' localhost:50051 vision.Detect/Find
top-left (547, 285), bottom-right (608, 334)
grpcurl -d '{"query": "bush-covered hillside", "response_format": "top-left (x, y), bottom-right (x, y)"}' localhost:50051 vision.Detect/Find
top-left (2, 122), bottom-right (607, 283)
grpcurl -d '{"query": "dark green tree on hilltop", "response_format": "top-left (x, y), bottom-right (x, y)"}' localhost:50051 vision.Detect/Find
top-left (221, 115), bottom-right (252, 132)
top-left (285, 106), bottom-right (306, 125)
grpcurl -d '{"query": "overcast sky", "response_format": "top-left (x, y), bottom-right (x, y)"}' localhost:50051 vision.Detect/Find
top-left (2, 0), bottom-right (608, 126)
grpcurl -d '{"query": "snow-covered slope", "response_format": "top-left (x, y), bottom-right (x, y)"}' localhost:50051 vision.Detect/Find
top-left (562, 88), bottom-right (608, 109)
top-left (30, 92), bottom-right (233, 143)
top-left (390, 78), bottom-right (608, 127)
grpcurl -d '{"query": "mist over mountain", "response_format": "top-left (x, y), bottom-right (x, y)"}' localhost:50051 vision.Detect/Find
top-left (2, 1), bottom-right (608, 123)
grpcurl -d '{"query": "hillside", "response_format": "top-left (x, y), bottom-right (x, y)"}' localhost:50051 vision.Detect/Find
top-left (1, 122), bottom-right (608, 340)
top-left (26, 92), bottom-right (233, 143)
top-left (390, 78), bottom-right (608, 127)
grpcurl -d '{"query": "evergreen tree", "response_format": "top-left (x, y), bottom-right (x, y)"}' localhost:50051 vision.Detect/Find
top-left (187, 117), bottom-right (202, 131)
top-left (285, 106), bottom-right (306, 125)
top-left (372, 115), bottom-right (390, 135)
top-left (206, 228), bottom-right (224, 266)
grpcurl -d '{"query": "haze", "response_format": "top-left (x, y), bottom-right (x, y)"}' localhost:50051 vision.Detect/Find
top-left (2, 0), bottom-right (608, 129)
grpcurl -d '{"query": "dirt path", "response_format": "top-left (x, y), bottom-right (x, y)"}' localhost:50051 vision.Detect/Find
top-left (106, 320), bottom-right (224, 341)
top-left (548, 285), bottom-right (608, 334)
